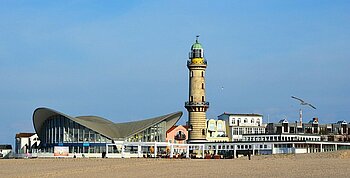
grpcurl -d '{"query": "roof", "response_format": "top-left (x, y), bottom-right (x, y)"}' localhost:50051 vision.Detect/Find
top-left (166, 125), bottom-right (188, 134)
top-left (220, 113), bottom-right (263, 117)
top-left (279, 119), bottom-right (289, 123)
top-left (167, 126), bottom-right (177, 134)
top-left (182, 125), bottom-right (189, 130)
top-left (191, 42), bottom-right (203, 50)
top-left (0, 145), bottom-right (12, 149)
top-left (15, 133), bottom-right (36, 138)
top-left (336, 120), bottom-right (347, 124)
top-left (33, 107), bottom-right (183, 140)
top-left (191, 36), bottom-right (203, 50)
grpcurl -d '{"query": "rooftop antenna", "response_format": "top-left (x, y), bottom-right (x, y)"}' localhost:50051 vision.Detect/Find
top-left (196, 35), bottom-right (200, 42)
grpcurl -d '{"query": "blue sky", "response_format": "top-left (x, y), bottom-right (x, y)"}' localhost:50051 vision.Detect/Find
top-left (0, 0), bottom-right (349, 144)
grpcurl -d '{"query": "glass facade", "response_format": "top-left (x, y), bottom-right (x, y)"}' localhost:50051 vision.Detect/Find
top-left (40, 115), bottom-right (112, 153)
top-left (38, 115), bottom-right (169, 154)
top-left (127, 121), bottom-right (166, 142)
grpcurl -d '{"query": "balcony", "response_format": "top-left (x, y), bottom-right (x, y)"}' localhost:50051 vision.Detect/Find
top-left (187, 60), bottom-right (207, 66)
top-left (174, 134), bottom-right (186, 140)
top-left (185, 101), bottom-right (209, 107)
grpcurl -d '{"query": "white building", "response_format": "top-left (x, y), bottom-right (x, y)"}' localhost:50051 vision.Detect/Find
top-left (15, 133), bottom-right (40, 154)
top-left (203, 134), bottom-right (338, 156)
top-left (206, 119), bottom-right (229, 142)
top-left (218, 113), bottom-right (266, 141)
top-left (0, 145), bottom-right (12, 158)
top-left (241, 133), bottom-right (321, 142)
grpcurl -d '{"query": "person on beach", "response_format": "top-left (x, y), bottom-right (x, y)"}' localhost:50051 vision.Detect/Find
top-left (248, 149), bottom-right (251, 160)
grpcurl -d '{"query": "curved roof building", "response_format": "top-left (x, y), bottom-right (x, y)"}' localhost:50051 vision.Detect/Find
top-left (33, 107), bottom-right (182, 153)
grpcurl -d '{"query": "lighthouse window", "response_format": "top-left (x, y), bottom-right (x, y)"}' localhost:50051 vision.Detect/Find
top-left (202, 83), bottom-right (204, 89)
top-left (201, 71), bottom-right (204, 77)
top-left (202, 96), bottom-right (204, 102)
top-left (194, 49), bottom-right (201, 58)
top-left (190, 96), bottom-right (193, 102)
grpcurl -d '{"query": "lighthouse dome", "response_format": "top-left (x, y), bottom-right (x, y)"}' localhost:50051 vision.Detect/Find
top-left (189, 36), bottom-right (204, 60)
top-left (191, 41), bottom-right (203, 50)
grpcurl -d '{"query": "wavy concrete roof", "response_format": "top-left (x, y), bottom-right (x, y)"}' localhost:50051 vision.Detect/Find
top-left (33, 107), bottom-right (183, 140)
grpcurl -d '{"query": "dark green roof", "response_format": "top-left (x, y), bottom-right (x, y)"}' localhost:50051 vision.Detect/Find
top-left (191, 36), bottom-right (203, 50)
top-left (33, 107), bottom-right (182, 140)
top-left (191, 42), bottom-right (203, 49)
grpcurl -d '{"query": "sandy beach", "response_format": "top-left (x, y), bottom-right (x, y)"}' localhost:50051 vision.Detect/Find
top-left (1, 150), bottom-right (350, 178)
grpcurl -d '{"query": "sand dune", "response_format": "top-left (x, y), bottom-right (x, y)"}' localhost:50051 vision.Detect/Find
top-left (1, 150), bottom-right (350, 178)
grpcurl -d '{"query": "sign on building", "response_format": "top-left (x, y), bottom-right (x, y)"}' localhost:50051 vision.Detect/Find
top-left (54, 146), bottom-right (69, 156)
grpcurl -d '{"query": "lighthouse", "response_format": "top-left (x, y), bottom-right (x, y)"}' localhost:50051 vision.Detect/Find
top-left (185, 36), bottom-right (209, 142)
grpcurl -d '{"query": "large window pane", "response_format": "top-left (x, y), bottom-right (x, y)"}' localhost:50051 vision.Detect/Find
top-left (101, 135), bottom-right (106, 143)
top-left (89, 131), bottom-right (95, 142)
top-left (79, 125), bottom-right (83, 142)
top-left (59, 117), bottom-right (64, 143)
top-left (68, 120), bottom-right (74, 142)
top-left (55, 117), bottom-right (59, 143)
top-left (50, 119), bottom-right (53, 143)
top-left (96, 134), bottom-right (101, 143)
top-left (84, 128), bottom-right (89, 142)
top-left (73, 122), bottom-right (78, 142)
top-left (64, 118), bottom-right (69, 142)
